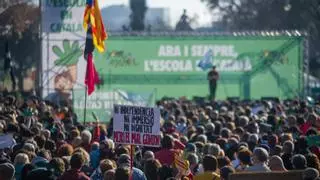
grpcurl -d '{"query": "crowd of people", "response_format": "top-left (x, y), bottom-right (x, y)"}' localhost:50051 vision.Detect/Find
top-left (0, 93), bottom-right (320, 180)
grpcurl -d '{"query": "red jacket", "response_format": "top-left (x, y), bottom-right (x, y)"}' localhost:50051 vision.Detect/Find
top-left (155, 148), bottom-right (180, 166)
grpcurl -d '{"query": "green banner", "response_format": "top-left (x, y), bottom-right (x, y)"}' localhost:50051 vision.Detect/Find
top-left (92, 36), bottom-right (303, 100)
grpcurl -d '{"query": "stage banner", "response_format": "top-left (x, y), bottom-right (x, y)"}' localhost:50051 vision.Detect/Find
top-left (113, 105), bottom-right (161, 147)
top-left (41, 33), bottom-right (304, 104)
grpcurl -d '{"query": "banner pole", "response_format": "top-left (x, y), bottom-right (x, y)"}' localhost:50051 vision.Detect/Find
top-left (130, 144), bottom-right (134, 180)
top-left (84, 87), bottom-right (87, 124)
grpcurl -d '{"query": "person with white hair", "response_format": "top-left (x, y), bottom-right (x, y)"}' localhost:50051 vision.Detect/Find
top-left (246, 147), bottom-right (271, 172)
top-left (81, 130), bottom-right (92, 152)
top-left (14, 153), bottom-right (30, 180)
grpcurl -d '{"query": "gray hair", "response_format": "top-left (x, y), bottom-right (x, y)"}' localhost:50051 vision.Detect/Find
top-left (196, 134), bottom-right (207, 144)
top-left (253, 147), bottom-right (269, 163)
top-left (210, 143), bottom-right (221, 157)
top-left (143, 151), bottom-right (155, 160)
top-left (187, 153), bottom-right (199, 165)
top-left (81, 130), bottom-right (92, 144)
top-left (248, 134), bottom-right (259, 144)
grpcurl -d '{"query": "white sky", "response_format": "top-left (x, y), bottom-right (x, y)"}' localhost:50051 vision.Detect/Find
top-left (99, 0), bottom-right (213, 28)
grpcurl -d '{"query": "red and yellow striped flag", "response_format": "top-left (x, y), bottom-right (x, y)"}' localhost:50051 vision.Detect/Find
top-left (174, 152), bottom-right (190, 175)
top-left (83, 0), bottom-right (108, 53)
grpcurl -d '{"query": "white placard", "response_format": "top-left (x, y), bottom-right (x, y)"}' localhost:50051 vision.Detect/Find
top-left (113, 105), bottom-right (161, 147)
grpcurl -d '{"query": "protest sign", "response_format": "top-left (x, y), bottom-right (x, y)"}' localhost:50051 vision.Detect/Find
top-left (113, 105), bottom-right (161, 147)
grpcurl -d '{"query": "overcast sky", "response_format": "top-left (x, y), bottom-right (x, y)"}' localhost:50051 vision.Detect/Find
top-left (99, 0), bottom-right (213, 27)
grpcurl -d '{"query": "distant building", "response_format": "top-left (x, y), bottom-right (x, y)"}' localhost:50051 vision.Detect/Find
top-left (145, 8), bottom-right (171, 30)
top-left (101, 5), bottom-right (171, 31)
top-left (101, 5), bottom-right (131, 31)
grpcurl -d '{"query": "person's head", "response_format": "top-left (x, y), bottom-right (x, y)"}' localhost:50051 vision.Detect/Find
top-left (205, 123), bottom-right (215, 133)
top-left (73, 147), bottom-right (90, 165)
top-left (38, 149), bottom-right (51, 161)
top-left (306, 153), bottom-right (320, 171)
top-left (91, 142), bottom-right (99, 151)
top-left (203, 155), bottom-right (218, 172)
top-left (57, 144), bottom-right (74, 157)
top-left (42, 130), bottom-right (51, 140)
top-left (48, 158), bottom-right (65, 176)
top-left (185, 143), bottom-right (197, 154)
top-left (187, 153), bottom-right (199, 166)
top-left (196, 134), bottom-right (207, 144)
top-left (34, 135), bottom-right (46, 149)
top-left (104, 169), bottom-right (116, 180)
top-left (248, 134), bottom-right (259, 144)
top-left (238, 148), bottom-right (252, 165)
top-left (220, 166), bottom-right (235, 180)
top-left (269, 155), bottom-right (286, 171)
top-left (70, 153), bottom-right (85, 170)
top-left (100, 159), bottom-right (116, 174)
top-left (218, 156), bottom-right (231, 169)
top-left (268, 134), bottom-right (279, 147)
top-left (210, 143), bottom-right (221, 157)
top-left (23, 143), bottom-right (35, 153)
top-left (212, 66), bottom-right (216, 70)
top-left (117, 154), bottom-right (130, 168)
top-left (283, 140), bottom-right (294, 154)
top-left (303, 168), bottom-right (319, 180)
top-left (143, 151), bottom-right (155, 161)
top-left (281, 133), bottom-right (293, 144)
top-left (0, 163), bottom-right (15, 180)
top-left (81, 130), bottom-right (92, 145)
top-left (221, 128), bottom-right (231, 139)
top-left (144, 159), bottom-right (162, 180)
top-left (292, 154), bottom-right (307, 170)
top-left (14, 153), bottom-right (30, 165)
top-left (115, 167), bottom-right (130, 180)
top-left (273, 145), bottom-right (283, 156)
top-left (161, 135), bottom-right (174, 149)
top-left (45, 140), bottom-right (56, 153)
top-left (252, 147), bottom-right (269, 164)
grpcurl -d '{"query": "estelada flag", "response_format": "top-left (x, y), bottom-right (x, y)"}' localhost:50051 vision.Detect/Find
top-left (174, 152), bottom-right (190, 176)
top-left (83, 0), bottom-right (108, 53)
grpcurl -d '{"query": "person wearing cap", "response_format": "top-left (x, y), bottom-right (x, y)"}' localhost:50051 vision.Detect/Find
top-left (117, 154), bottom-right (147, 180)
top-left (207, 66), bottom-right (219, 100)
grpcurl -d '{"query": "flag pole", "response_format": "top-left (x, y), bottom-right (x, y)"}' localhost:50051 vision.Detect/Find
top-left (84, 87), bottom-right (88, 124)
